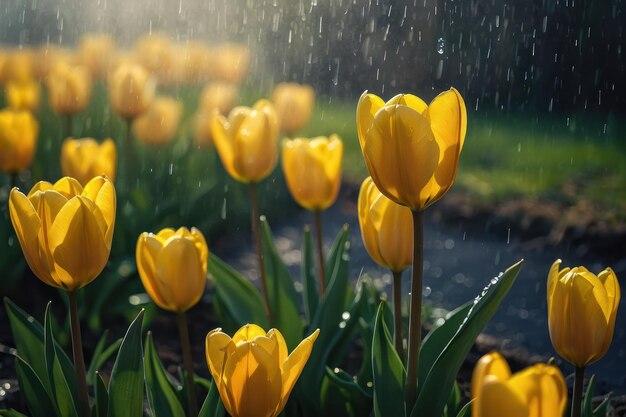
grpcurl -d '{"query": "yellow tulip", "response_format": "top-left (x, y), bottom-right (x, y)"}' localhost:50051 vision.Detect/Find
top-left (211, 99), bottom-right (279, 183)
top-left (77, 34), bottom-right (116, 79)
top-left (0, 109), bottom-right (38, 173)
top-left (210, 44), bottom-right (250, 84)
top-left (132, 97), bottom-right (182, 146)
top-left (356, 88), bottom-right (467, 211)
top-left (5, 79), bottom-right (40, 112)
top-left (281, 135), bottom-right (342, 211)
top-left (192, 111), bottom-right (217, 148)
top-left (199, 82), bottom-right (238, 114)
top-left (136, 227), bottom-right (208, 312)
top-left (108, 63), bottom-right (156, 120)
top-left (1, 50), bottom-right (35, 84)
top-left (272, 83), bottom-right (315, 134)
top-left (547, 259), bottom-right (621, 368)
top-left (180, 42), bottom-right (212, 85)
top-left (47, 63), bottom-right (92, 116)
top-left (206, 324), bottom-right (320, 417)
top-left (61, 138), bottom-right (117, 186)
top-left (471, 352), bottom-right (567, 417)
top-left (358, 177), bottom-right (413, 272)
top-left (135, 33), bottom-right (177, 84)
top-left (35, 46), bottom-right (74, 80)
top-left (8, 176), bottom-right (116, 291)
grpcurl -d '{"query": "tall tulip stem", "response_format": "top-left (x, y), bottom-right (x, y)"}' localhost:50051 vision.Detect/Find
top-left (249, 182), bottom-right (272, 325)
top-left (392, 269), bottom-right (404, 361)
top-left (314, 210), bottom-right (326, 295)
top-left (176, 312), bottom-right (198, 417)
top-left (571, 366), bottom-right (585, 417)
top-left (68, 290), bottom-right (91, 417)
top-left (405, 209), bottom-right (424, 411)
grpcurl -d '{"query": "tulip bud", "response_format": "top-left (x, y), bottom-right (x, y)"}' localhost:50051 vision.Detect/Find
top-left (358, 177), bottom-right (413, 272)
top-left (210, 44), bottom-right (250, 84)
top-left (356, 88), bottom-right (467, 211)
top-left (2, 50), bottom-right (35, 84)
top-left (547, 260), bottom-right (621, 368)
top-left (135, 33), bottom-right (177, 85)
top-left (61, 138), bottom-right (117, 186)
top-left (272, 83), bottom-right (315, 134)
top-left (108, 63), bottom-right (156, 120)
top-left (77, 34), bottom-right (116, 79)
top-left (5, 79), bottom-right (40, 112)
top-left (35, 46), bottom-right (74, 81)
top-left (471, 352), bottom-right (567, 417)
top-left (136, 227), bottom-right (208, 312)
top-left (282, 135), bottom-right (342, 211)
top-left (206, 324), bottom-right (320, 417)
top-left (132, 97), bottom-right (182, 146)
top-left (199, 82), bottom-right (238, 114)
top-left (47, 63), bottom-right (92, 116)
top-left (211, 99), bottom-right (279, 183)
top-left (9, 176), bottom-right (116, 290)
top-left (0, 109), bottom-right (38, 173)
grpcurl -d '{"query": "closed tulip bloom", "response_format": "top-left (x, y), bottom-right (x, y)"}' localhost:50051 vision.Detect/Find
top-left (135, 33), bottom-right (177, 84)
top-left (0, 109), bottom-right (38, 173)
top-left (132, 97), bottom-right (182, 146)
top-left (206, 324), bottom-right (320, 417)
top-left (356, 88), bottom-right (467, 211)
top-left (200, 82), bottom-right (238, 114)
top-left (547, 260), bottom-right (621, 368)
top-left (471, 352), bottom-right (567, 417)
top-left (9, 176), bottom-right (116, 290)
top-left (36, 46), bottom-right (74, 80)
top-left (47, 63), bottom-right (92, 116)
top-left (61, 138), bottom-right (117, 185)
top-left (211, 99), bottom-right (279, 183)
top-left (282, 135), bottom-right (342, 211)
top-left (77, 34), bottom-right (116, 79)
top-left (108, 63), bottom-right (156, 120)
top-left (211, 44), bottom-right (250, 84)
top-left (5, 79), bottom-right (40, 112)
top-left (358, 177), bottom-right (413, 272)
top-left (2, 50), bottom-right (35, 84)
top-left (136, 227), bottom-right (208, 312)
top-left (272, 83), bottom-right (315, 134)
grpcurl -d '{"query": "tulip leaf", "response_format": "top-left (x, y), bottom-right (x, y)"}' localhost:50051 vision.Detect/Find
top-left (260, 218), bottom-right (304, 350)
top-left (302, 226), bottom-right (319, 323)
top-left (583, 374), bottom-right (596, 417)
top-left (198, 379), bottom-right (225, 417)
top-left (87, 331), bottom-right (123, 386)
top-left (14, 356), bottom-right (58, 417)
top-left (208, 253), bottom-right (269, 329)
top-left (454, 401), bottom-right (472, 417)
top-left (107, 310), bottom-right (145, 417)
top-left (412, 260), bottom-right (523, 417)
top-left (144, 332), bottom-right (186, 417)
top-left (321, 367), bottom-right (373, 417)
top-left (94, 372), bottom-right (109, 417)
top-left (593, 397), bottom-right (611, 417)
top-left (372, 302), bottom-right (406, 417)
top-left (0, 410), bottom-right (29, 417)
top-left (43, 303), bottom-right (79, 417)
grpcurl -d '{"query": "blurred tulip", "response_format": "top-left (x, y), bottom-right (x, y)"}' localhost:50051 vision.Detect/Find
top-left (108, 63), bottom-right (156, 120)
top-left (0, 109), bottom-right (38, 173)
top-left (272, 83), bottom-right (315, 134)
top-left (132, 96), bottom-right (182, 145)
top-left (8, 176), bottom-right (116, 290)
top-left (77, 34), bottom-right (116, 79)
top-left (199, 82), bottom-right (238, 114)
top-left (211, 99), bottom-right (279, 183)
top-left (136, 227), bottom-right (208, 312)
top-left (282, 135), bottom-right (342, 211)
top-left (1, 50), bottom-right (35, 84)
top-left (5, 79), bottom-right (40, 112)
top-left (47, 63), bottom-right (92, 116)
top-left (356, 88), bottom-right (467, 211)
top-left (193, 110), bottom-right (217, 148)
top-left (206, 324), bottom-right (320, 417)
top-left (358, 177), bottom-right (413, 272)
top-left (547, 259), bottom-right (621, 367)
top-left (135, 33), bottom-right (177, 84)
top-left (61, 138), bottom-right (117, 186)
top-left (211, 44), bottom-right (250, 84)
top-left (180, 41), bottom-right (212, 85)
top-left (471, 352), bottom-right (567, 417)
top-left (35, 46), bottom-right (74, 80)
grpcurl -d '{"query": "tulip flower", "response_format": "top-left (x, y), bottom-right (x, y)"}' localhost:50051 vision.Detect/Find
top-left (471, 352), bottom-right (567, 417)
top-left (47, 63), bottom-right (92, 117)
top-left (5, 79), bottom-right (40, 112)
top-left (356, 88), bottom-right (466, 211)
top-left (180, 42), bottom-right (212, 85)
top-left (272, 83), bottom-right (315, 134)
top-left (132, 96), bottom-right (182, 146)
top-left (192, 111), bottom-right (217, 148)
top-left (2, 50), bottom-right (35, 84)
top-left (210, 44), bottom-right (250, 84)
top-left (0, 109), bottom-right (38, 174)
top-left (108, 63), bottom-right (156, 120)
top-left (206, 324), bottom-right (320, 417)
top-left (77, 33), bottom-right (116, 79)
top-left (35, 46), bottom-right (74, 80)
top-left (135, 33), bottom-right (177, 85)
top-left (199, 82), bottom-right (238, 114)
top-left (61, 138), bottom-right (117, 186)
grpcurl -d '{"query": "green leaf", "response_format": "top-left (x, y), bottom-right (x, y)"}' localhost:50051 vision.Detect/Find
top-left (301, 226), bottom-right (319, 323)
top-left (43, 304), bottom-right (78, 417)
top-left (107, 310), bottom-right (145, 417)
top-left (444, 382), bottom-right (462, 417)
top-left (260, 218), bottom-right (303, 349)
top-left (0, 410), bottom-right (30, 417)
top-left (144, 332), bottom-right (186, 417)
top-left (321, 367), bottom-right (373, 417)
top-left (583, 374), bottom-right (596, 417)
top-left (372, 302), bottom-right (406, 417)
top-left (94, 372), bottom-right (109, 417)
top-left (87, 331), bottom-right (122, 386)
top-left (14, 357), bottom-right (57, 417)
top-left (455, 401), bottom-right (472, 417)
top-left (198, 379), bottom-right (225, 417)
top-left (412, 260), bottom-right (523, 417)
top-left (593, 396), bottom-right (611, 417)
top-left (208, 253), bottom-right (269, 329)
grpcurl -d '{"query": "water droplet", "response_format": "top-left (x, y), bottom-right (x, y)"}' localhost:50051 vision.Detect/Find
top-left (436, 37), bottom-right (445, 54)
top-left (341, 311), bottom-right (351, 320)
top-left (423, 286), bottom-right (432, 297)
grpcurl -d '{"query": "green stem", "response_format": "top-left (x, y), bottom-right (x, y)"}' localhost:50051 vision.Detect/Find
top-left (65, 114), bottom-right (73, 139)
top-left (392, 269), bottom-right (404, 361)
top-left (405, 209), bottom-right (424, 411)
top-left (314, 210), bottom-right (326, 295)
top-left (571, 366), bottom-right (585, 417)
top-left (249, 182), bottom-right (272, 325)
top-left (124, 118), bottom-right (133, 189)
top-left (176, 312), bottom-right (198, 417)
top-left (69, 290), bottom-right (90, 417)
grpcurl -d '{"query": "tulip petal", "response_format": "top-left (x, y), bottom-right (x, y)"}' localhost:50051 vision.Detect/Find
top-left (233, 324), bottom-right (268, 344)
top-left (82, 176), bottom-right (116, 246)
top-left (358, 177), bottom-right (386, 267)
top-left (356, 91), bottom-right (385, 149)
top-left (471, 352), bottom-right (511, 417)
top-left (205, 329), bottom-right (237, 415)
top-left (386, 94), bottom-right (428, 114)
top-left (211, 114), bottom-right (240, 181)
top-left (51, 177), bottom-right (84, 199)
top-left (479, 376), bottom-right (528, 417)
top-left (190, 227), bottom-right (209, 274)
top-left (136, 233), bottom-right (171, 310)
top-left (267, 328), bottom-right (289, 367)
top-left (370, 192), bottom-right (413, 272)
top-left (234, 105), bottom-right (278, 182)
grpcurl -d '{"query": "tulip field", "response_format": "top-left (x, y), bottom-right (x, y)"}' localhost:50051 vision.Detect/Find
top-left (0, 25), bottom-right (625, 417)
